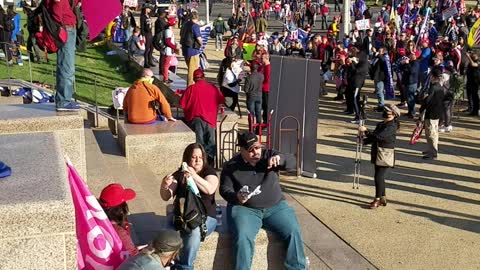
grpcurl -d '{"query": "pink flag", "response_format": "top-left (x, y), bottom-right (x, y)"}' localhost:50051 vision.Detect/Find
top-left (82, 0), bottom-right (123, 41)
top-left (67, 161), bottom-right (128, 269)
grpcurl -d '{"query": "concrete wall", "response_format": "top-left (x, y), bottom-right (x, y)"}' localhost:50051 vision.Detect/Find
top-left (0, 133), bottom-right (76, 270)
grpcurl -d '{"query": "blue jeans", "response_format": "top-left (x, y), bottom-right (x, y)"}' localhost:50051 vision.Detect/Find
top-left (55, 26), bottom-right (76, 108)
top-left (406, 83), bottom-right (417, 116)
top-left (227, 200), bottom-right (306, 270)
top-left (177, 216), bottom-right (217, 270)
top-left (215, 33), bottom-right (223, 49)
top-left (375, 81), bottom-right (385, 108)
top-left (247, 96), bottom-right (262, 126)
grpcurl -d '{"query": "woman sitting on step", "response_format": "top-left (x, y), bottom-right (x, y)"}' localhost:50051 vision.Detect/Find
top-left (160, 143), bottom-right (219, 270)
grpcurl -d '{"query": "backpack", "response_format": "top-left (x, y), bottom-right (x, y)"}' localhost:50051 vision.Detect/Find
top-left (73, 2), bottom-right (89, 52)
top-left (3, 16), bottom-right (14, 32)
top-left (180, 21), bottom-right (200, 49)
top-left (214, 20), bottom-right (225, 34)
top-left (172, 171), bottom-right (208, 240)
top-left (153, 29), bottom-right (166, 51)
top-left (34, 1), bottom-right (68, 53)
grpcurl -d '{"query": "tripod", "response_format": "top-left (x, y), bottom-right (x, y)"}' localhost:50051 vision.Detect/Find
top-left (353, 95), bottom-right (368, 189)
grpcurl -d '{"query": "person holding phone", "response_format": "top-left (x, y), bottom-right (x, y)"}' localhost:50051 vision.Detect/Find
top-left (160, 143), bottom-right (219, 270)
top-left (220, 132), bottom-right (307, 270)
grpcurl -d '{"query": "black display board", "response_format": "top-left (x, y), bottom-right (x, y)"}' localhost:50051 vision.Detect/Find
top-left (268, 55), bottom-right (320, 177)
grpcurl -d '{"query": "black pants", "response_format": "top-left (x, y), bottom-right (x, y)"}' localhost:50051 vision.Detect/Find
top-left (144, 33), bottom-right (153, 67)
top-left (187, 117), bottom-right (216, 160)
top-left (374, 165), bottom-right (388, 198)
top-left (321, 16), bottom-right (328, 30)
top-left (27, 35), bottom-right (43, 63)
top-left (262, 91), bottom-right (269, 124)
top-left (221, 87), bottom-right (239, 112)
top-left (440, 99), bottom-right (455, 127)
top-left (346, 85), bottom-right (361, 117)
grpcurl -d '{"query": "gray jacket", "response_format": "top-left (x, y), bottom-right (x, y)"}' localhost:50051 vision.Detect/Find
top-left (243, 71), bottom-right (264, 98)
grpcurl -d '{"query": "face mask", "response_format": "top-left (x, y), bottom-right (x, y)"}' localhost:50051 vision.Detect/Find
top-left (140, 77), bottom-right (154, 84)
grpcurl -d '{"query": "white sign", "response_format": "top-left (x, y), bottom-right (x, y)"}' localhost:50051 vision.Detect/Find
top-left (123, 0), bottom-right (138, 8)
top-left (442, 6), bottom-right (458, 20)
top-left (355, 19), bottom-right (371, 30)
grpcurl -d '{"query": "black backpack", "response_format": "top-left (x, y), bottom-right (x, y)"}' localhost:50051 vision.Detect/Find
top-left (172, 171), bottom-right (208, 240)
top-left (3, 16), bottom-right (14, 32)
top-left (73, 2), bottom-right (89, 52)
top-left (180, 21), bottom-right (200, 49)
top-left (153, 30), bottom-right (166, 51)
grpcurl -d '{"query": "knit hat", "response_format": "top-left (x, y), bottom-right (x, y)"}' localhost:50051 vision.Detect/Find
top-left (151, 230), bottom-right (183, 253)
top-left (384, 104), bottom-right (401, 118)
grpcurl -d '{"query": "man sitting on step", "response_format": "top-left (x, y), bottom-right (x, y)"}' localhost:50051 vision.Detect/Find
top-left (220, 132), bottom-right (307, 270)
top-left (123, 68), bottom-right (176, 124)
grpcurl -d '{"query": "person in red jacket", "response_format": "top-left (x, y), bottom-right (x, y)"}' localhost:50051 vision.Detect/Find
top-left (99, 183), bottom-right (139, 257)
top-left (179, 69), bottom-right (225, 163)
top-left (45, 0), bottom-right (79, 111)
top-left (259, 53), bottom-right (271, 123)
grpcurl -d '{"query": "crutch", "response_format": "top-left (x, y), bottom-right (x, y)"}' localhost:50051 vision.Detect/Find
top-left (353, 119), bottom-right (364, 189)
top-left (353, 94), bottom-right (368, 189)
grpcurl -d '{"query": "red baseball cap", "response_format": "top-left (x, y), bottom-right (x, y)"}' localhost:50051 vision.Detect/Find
top-left (193, 68), bottom-right (204, 79)
top-left (99, 184), bottom-right (136, 208)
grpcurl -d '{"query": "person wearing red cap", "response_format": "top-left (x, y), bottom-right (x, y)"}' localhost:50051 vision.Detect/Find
top-left (161, 18), bottom-right (178, 84)
top-left (99, 183), bottom-right (139, 257)
top-left (179, 68), bottom-right (225, 163)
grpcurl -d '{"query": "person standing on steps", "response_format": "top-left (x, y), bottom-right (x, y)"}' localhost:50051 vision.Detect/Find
top-left (141, 3), bottom-right (156, 68)
top-left (45, 0), bottom-right (80, 111)
top-left (359, 104), bottom-right (400, 209)
top-left (180, 11), bottom-right (203, 86)
top-left (213, 14), bottom-right (228, 52)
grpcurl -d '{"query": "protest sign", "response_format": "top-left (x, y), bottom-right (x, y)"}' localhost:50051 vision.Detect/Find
top-left (442, 5), bottom-right (458, 20)
top-left (355, 19), bottom-right (371, 30)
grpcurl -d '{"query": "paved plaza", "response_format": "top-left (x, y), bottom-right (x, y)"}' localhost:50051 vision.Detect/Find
top-left (86, 2), bottom-right (478, 269)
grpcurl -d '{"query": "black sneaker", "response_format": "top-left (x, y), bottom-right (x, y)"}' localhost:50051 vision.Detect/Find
top-left (163, 79), bottom-right (173, 84)
top-left (374, 106), bottom-right (385, 112)
top-left (56, 102), bottom-right (80, 112)
top-left (422, 155), bottom-right (437, 160)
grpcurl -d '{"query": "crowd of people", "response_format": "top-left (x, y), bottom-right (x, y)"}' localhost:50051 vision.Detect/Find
top-left (3, 0), bottom-right (478, 268)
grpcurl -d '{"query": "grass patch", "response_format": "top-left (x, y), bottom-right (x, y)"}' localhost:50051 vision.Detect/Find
top-left (0, 11), bottom-right (137, 106)
top-left (0, 44), bottom-right (137, 107)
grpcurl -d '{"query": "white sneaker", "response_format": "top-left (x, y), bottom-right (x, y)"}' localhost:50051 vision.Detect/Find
top-left (446, 125), bottom-right (453, 132)
top-left (438, 127), bottom-right (446, 133)
top-left (215, 49), bottom-right (219, 51)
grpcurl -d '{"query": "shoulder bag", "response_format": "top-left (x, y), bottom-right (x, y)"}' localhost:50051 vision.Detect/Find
top-left (376, 147), bottom-right (395, 167)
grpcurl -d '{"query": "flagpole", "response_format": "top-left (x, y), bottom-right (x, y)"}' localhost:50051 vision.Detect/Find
top-left (343, 0), bottom-right (351, 36)
top-left (206, 0), bottom-right (210, 24)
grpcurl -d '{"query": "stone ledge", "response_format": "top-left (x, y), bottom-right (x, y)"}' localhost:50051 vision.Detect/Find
top-left (118, 121), bottom-right (195, 177)
top-left (0, 133), bottom-right (75, 237)
top-left (0, 103), bottom-right (87, 180)
top-left (0, 95), bottom-right (24, 105)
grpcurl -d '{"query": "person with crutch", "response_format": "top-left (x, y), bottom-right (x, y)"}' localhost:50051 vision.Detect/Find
top-left (358, 104), bottom-right (400, 209)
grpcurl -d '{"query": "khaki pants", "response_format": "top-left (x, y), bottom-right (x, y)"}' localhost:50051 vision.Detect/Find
top-left (185, 54), bottom-right (200, 87)
top-left (425, 118), bottom-right (439, 157)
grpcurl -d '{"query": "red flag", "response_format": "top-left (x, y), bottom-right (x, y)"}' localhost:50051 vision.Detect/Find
top-left (82, 0), bottom-right (123, 41)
